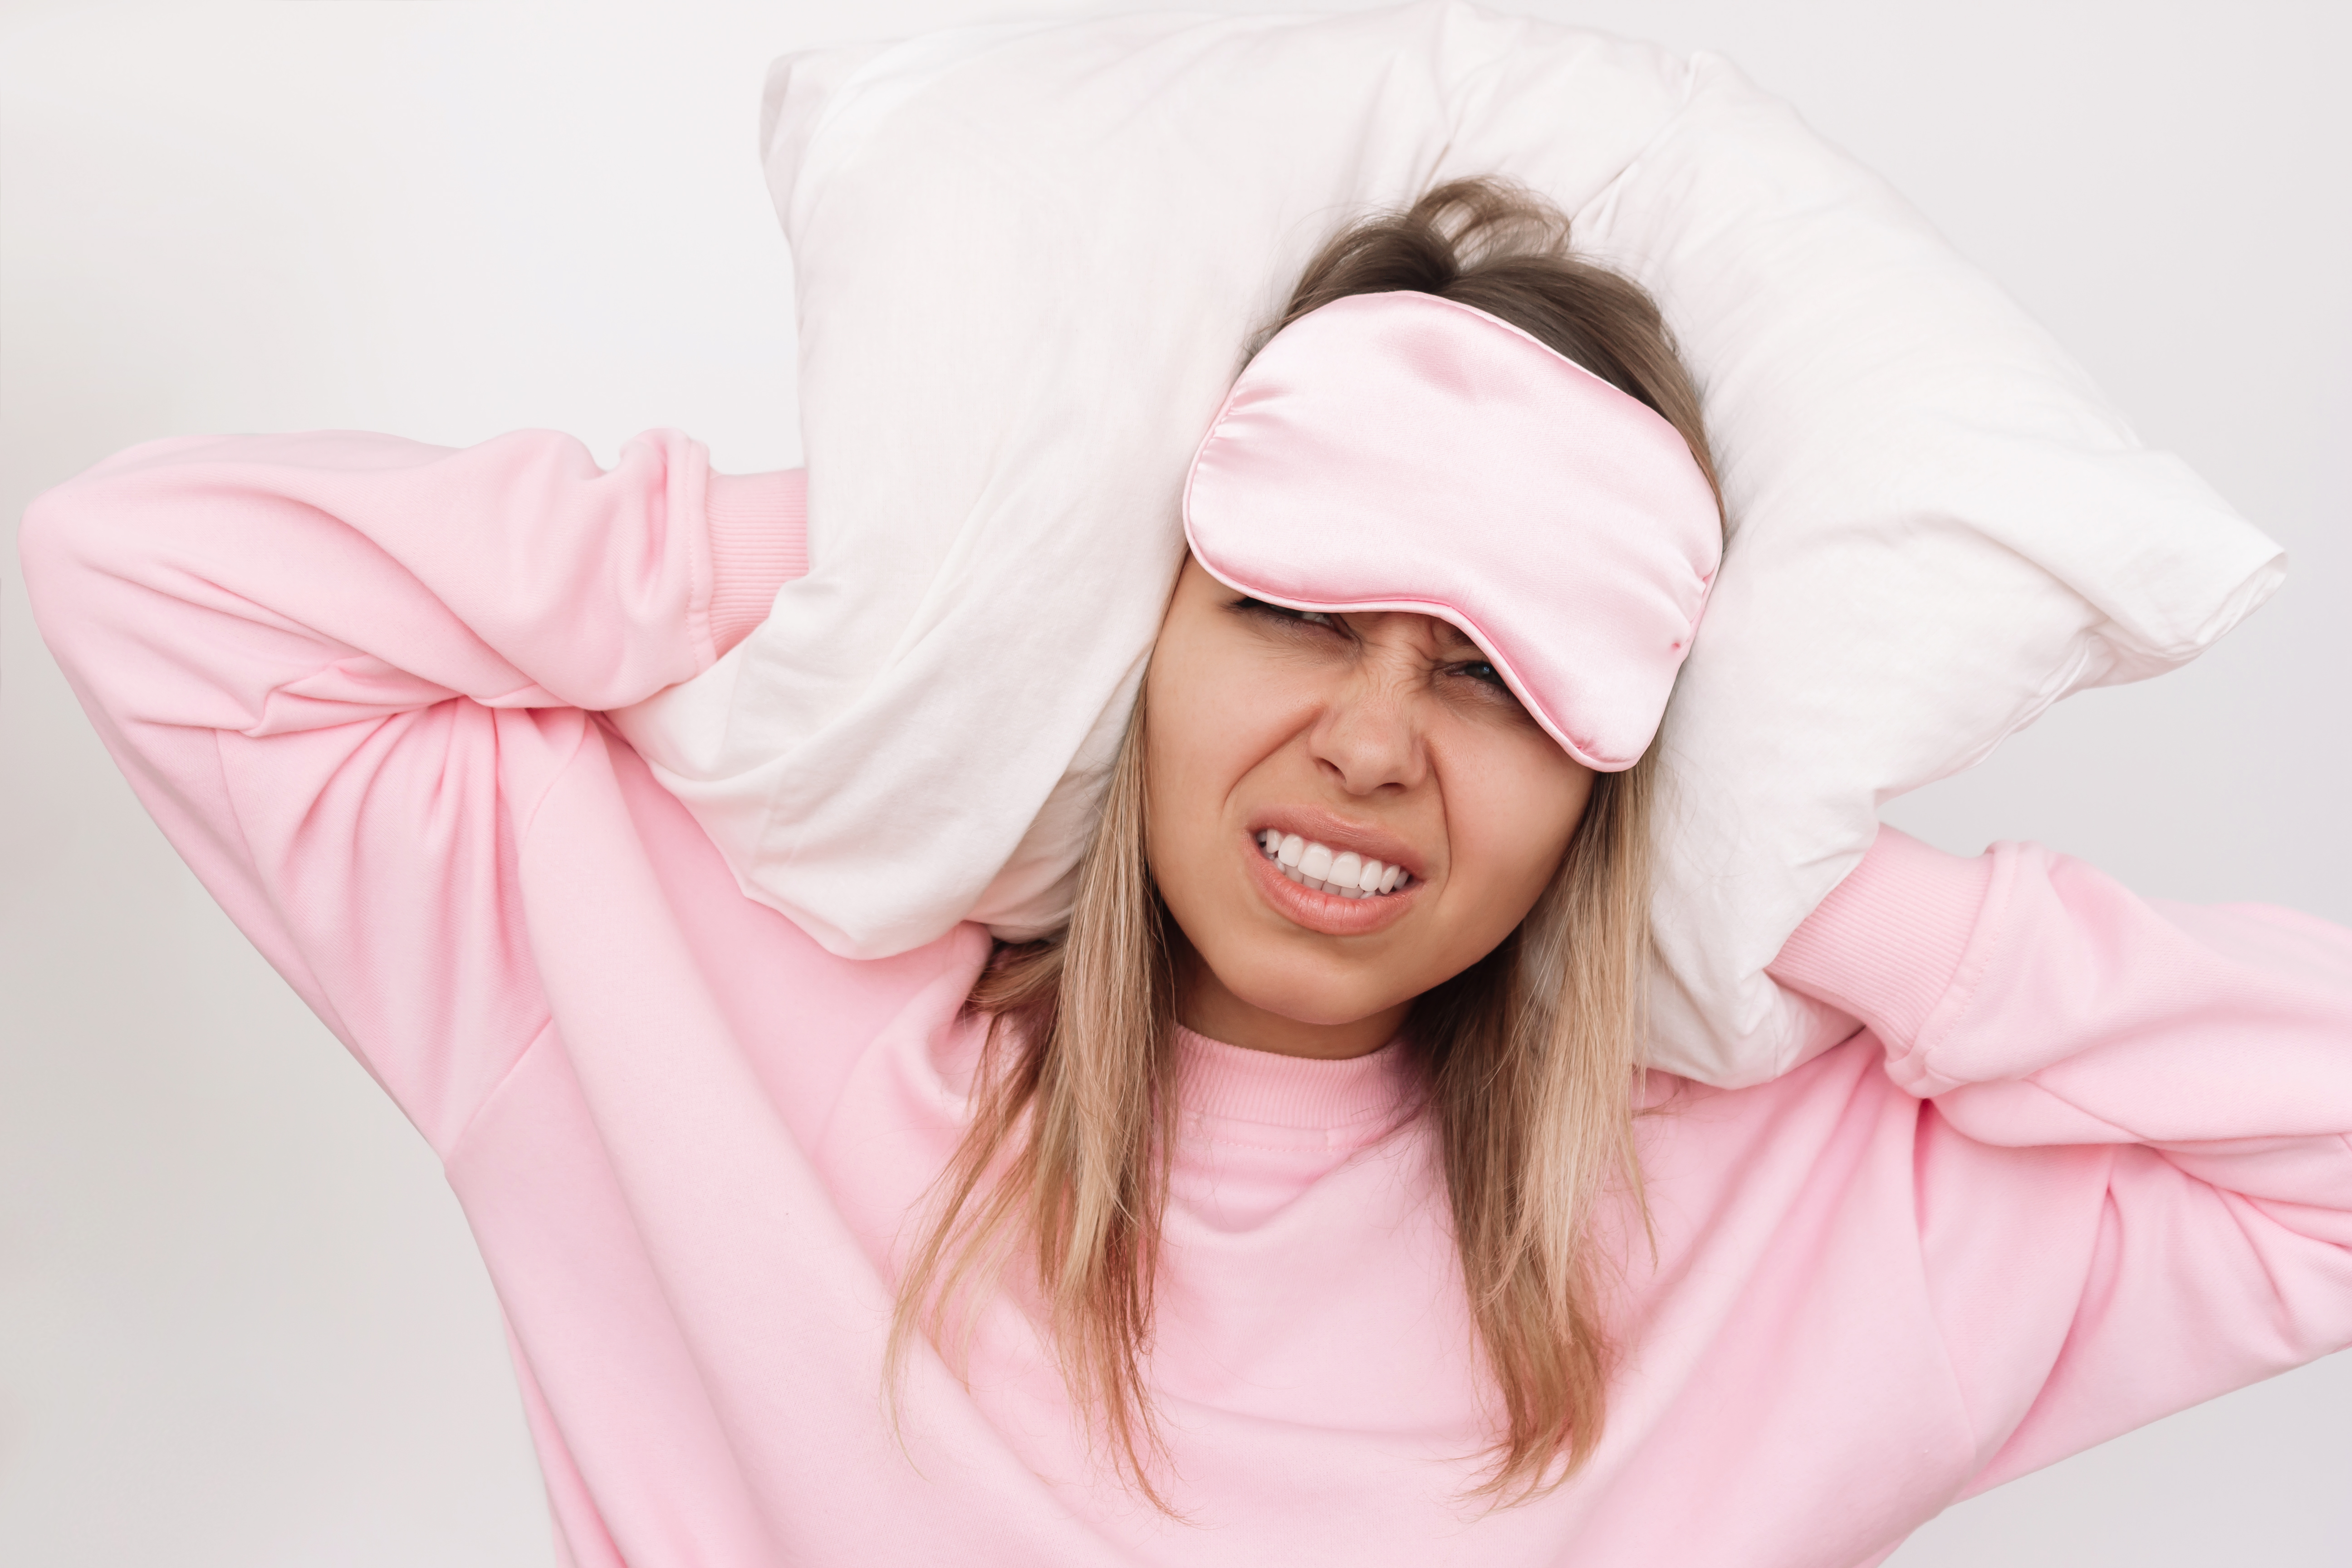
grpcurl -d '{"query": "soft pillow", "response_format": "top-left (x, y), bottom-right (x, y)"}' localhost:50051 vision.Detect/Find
top-left (612, 0), bottom-right (2282, 1087)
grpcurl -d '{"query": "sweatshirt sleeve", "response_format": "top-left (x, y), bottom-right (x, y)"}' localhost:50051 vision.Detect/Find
top-left (1769, 826), bottom-right (2352, 1496)
top-left (18, 427), bottom-right (808, 1150)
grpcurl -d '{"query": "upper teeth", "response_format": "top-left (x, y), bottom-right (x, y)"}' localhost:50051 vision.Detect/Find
top-left (1258, 829), bottom-right (1411, 898)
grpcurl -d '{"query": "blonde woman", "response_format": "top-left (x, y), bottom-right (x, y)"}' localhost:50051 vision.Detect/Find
top-left (22, 183), bottom-right (2352, 1567)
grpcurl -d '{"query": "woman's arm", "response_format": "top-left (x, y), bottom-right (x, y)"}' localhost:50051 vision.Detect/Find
top-left (18, 428), bottom-right (807, 1150)
top-left (1769, 827), bottom-right (2352, 1494)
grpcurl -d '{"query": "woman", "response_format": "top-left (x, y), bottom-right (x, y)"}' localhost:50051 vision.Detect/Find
top-left (22, 182), bottom-right (2352, 1567)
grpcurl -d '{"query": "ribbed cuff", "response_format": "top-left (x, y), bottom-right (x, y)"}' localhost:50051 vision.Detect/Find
top-left (705, 468), bottom-right (809, 656)
top-left (1767, 825), bottom-right (1993, 1052)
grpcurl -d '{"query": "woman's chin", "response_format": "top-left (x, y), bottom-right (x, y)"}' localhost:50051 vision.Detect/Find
top-left (1208, 962), bottom-right (1416, 1036)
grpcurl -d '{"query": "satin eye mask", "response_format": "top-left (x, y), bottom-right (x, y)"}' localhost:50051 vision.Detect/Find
top-left (1181, 289), bottom-right (1723, 771)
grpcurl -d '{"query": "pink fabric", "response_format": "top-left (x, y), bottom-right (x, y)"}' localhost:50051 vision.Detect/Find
top-left (1182, 291), bottom-right (1720, 770)
top-left (22, 426), bottom-right (2352, 1568)
top-left (705, 469), bottom-right (809, 650)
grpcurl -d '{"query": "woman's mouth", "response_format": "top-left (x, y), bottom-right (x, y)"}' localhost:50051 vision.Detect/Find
top-left (1254, 829), bottom-right (1413, 898)
top-left (1242, 827), bottom-right (1422, 937)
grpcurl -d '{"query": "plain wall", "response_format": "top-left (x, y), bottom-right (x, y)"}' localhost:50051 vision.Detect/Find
top-left (2, 1), bottom-right (2344, 1562)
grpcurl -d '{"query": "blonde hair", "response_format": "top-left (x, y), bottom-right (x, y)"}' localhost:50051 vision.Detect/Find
top-left (890, 176), bottom-right (1717, 1508)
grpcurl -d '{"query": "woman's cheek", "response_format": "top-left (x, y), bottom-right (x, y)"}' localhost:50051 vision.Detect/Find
top-left (1443, 738), bottom-right (1586, 921)
top-left (1182, 661), bottom-right (1311, 799)
top-left (1150, 656), bottom-right (1289, 882)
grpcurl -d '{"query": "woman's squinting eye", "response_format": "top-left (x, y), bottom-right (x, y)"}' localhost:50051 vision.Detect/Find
top-left (1235, 597), bottom-right (1343, 631)
top-left (1458, 659), bottom-right (1509, 690)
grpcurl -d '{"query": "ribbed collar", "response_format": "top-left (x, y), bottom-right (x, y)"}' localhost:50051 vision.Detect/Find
top-left (1173, 1024), bottom-right (1416, 1141)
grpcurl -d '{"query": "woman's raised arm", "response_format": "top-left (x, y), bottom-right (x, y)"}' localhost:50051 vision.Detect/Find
top-left (1769, 827), bottom-right (2352, 1494)
top-left (18, 428), bottom-right (806, 1150)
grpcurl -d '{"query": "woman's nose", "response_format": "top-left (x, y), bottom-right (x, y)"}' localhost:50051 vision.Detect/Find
top-left (1306, 664), bottom-right (1428, 796)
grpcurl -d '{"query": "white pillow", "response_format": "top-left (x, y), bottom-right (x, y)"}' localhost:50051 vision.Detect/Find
top-left (612, 0), bottom-right (2282, 1087)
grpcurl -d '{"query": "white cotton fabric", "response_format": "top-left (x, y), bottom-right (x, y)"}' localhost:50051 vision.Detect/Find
top-left (611, 0), bottom-right (2283, 1088)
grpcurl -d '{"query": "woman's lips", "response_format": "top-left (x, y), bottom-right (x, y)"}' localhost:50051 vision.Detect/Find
top-left (1244, 831), bottom-right (1420, 936)
top-left (1248, 810), bottom-right (1423, 883)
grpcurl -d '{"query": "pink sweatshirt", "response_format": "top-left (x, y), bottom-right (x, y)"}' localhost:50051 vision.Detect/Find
top-left (21, 427), bottom-right (2352, 1568)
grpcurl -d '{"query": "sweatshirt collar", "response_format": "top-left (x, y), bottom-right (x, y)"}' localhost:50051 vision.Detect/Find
top-left (1172, 1024), bottom-right (1416, 1142)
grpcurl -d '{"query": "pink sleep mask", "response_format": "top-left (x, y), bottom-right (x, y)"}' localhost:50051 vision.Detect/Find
top-left (1181, 290), bottom-right (1721, 771)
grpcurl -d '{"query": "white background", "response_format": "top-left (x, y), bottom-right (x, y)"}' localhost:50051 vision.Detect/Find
top-left (2, 1), bottom-right (2345, 1562)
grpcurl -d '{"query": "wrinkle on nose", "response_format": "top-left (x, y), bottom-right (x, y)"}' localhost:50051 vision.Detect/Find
top-left (1308, 658), bottom-right (1427, 796)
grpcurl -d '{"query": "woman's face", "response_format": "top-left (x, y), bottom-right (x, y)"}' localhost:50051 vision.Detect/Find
top-left (1145, 556), bottom-right (1595, 1059)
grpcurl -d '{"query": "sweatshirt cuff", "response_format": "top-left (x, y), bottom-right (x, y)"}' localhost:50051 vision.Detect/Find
top-left (1767, 825), bottom-right (1994, 1051)
top-left (705, 468), bottom-right (809, 657)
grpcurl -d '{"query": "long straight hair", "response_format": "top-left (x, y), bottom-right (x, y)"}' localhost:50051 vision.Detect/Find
top-left (890, 177), bottom-right (1720, 1507)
